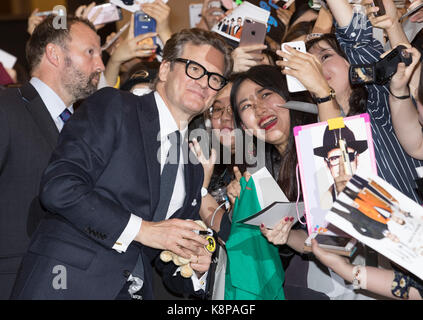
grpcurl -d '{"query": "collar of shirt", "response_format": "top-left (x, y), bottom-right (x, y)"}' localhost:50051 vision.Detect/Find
top-left (154, 91), bottom-right (188, 141)
top-left (30, 77), bottom-right (74, 122)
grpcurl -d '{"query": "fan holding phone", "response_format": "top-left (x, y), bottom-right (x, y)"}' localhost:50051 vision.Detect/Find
top-left (103, 13), bottom-right (157, 87)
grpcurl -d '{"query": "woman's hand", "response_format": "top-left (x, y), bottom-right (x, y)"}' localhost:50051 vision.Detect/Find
top-left (75, 2), bottom-right (105, 30)
top-left (363, 0), bottom-right (399, 31)
top-left (260, 217), bottom-right (295, 246)
top-left (189, 138), bottom-right (217, 189)
top-left (226, 166), bottom-right (251, 206)
top-left (390, 46), bottom-right (421, 98)
top-left (110, 14), bottom-right (157, 64)
top-left (408, 0), bottom-right (423, 23)
top-left (276, 45), bottom-right (332, 98)
top-left (141, 0), bottom-right (172, 44)
top-left (28, 8), bottom-right (45, 35)
top-left (232, 45), bottom-right (268, 73)
top-left (198, 0), bottom-right (225, 30)
top-left (311, 239), bottom-right (350, 271)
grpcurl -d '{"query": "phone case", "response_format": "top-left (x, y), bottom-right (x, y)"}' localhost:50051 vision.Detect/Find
top-left (88, 4), bottom-right (122, 25)
top-left (372, 0), bottom-right (386, 16)
top-left (281, 41), bottom-right (307, 93)
top-left (134, 11), bottom-right (157, 46)
top-left (239, 19), bottom-right (267, 50)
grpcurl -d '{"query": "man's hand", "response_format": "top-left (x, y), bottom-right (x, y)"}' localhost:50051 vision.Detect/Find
top-left (190, 246), bottom-right (212, 276)
top-left (135, 219), bottom-right (210, 260)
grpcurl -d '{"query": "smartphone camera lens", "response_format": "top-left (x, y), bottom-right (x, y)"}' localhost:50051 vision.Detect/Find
top-left (122, 0), bottom-right (134, 5)
top-left (401, 49), bottom-right (410, 59)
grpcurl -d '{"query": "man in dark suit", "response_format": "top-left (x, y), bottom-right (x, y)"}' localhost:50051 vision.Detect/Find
top-left (0, 16), bottom-right (104, 299)
top-left (11, 28), bottom-right (233, 300)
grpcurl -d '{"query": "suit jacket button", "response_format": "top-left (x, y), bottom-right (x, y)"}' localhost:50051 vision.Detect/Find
top-left (123, 270), bottom-right (131, 278)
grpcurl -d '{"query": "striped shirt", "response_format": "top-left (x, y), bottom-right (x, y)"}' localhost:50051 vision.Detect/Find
top-left (335, 14), bottom-right (423, 204)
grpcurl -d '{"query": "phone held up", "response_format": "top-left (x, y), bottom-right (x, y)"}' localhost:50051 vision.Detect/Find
top-left (281, 40), bottom-right (307, 93)
top-left (304, 232), bottom-right (357, 257)
top-left (372, 0), bottom-right (386, 17)
top-left (87, 3), bottom-right (123, 26)
top-left (134, 11), bottom-right (157, 47)
top-left (349, 45), bottom-right (412, 86)
top-left (239, 19), bottom-right (267, 53)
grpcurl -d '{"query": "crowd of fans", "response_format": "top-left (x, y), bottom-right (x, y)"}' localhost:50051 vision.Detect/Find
top-left (1, 0), bottom-right (423, 300)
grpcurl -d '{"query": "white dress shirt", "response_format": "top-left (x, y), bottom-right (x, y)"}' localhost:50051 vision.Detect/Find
top-left (113, 91), bottom-right (207, 289)
top-left (29, 77), bottom-right (74, 132)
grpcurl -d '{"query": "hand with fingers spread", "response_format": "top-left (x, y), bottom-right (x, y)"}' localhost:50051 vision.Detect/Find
top-left (226, 166), bottom-right (251, 206)
top-left (141, 0), bottom-right (172, 44)
top-left (27, 8), bottom-right (45, 35)
top-left (189, 138), bottom-right (217, 189)
top-left (260, 216), bottom-right (295, 246)
top-left (232, 44), bottom-right (268, 73)
top-left (276, 45), bottom-right (332, 98)
top-left (136, 218), bottom-right (210, 260)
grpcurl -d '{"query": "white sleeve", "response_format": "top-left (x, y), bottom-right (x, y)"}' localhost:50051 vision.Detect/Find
top-left (112, 214), bottom-right (142, 253)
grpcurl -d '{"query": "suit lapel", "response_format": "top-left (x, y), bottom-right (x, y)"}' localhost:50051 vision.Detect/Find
top-left (136, 92), bottom-right (161, 218)
top-left (19, 82), bottom-right (59, 150)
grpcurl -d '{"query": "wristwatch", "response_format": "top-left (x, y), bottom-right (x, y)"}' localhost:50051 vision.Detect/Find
top-left (313, 87), bottom-right (336, 104)
top-left (201, 187), bottom-right (208, 198)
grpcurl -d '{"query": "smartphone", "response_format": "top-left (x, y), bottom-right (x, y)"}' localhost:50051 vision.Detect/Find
top-left (87, 3), bottom-right (123, 26)
top-left (239, 19), bottom-right (267, 51)
top-left (372, 0), bottom-right (386, 17)
top-left (304, 233), bottom-right (357, 256)
top-left (281, 40), bottom-right (307, 93)
top-left (134, 11), bottom-right (157, 46)
top-left (399, 3), bottom-right (423, 22)
top-left (101, 21), bottom-right (130, 51)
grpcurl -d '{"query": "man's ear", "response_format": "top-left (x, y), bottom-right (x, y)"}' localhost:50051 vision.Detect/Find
top-left (158, 60), bottom-right (171, 82)
top-left (45, 43), bottom-right (61, 68)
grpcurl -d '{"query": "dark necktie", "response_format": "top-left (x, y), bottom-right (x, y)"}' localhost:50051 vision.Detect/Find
top-left (153, 130), bottom-right (181, 222)
top-left (59, 108), bottom-right (72, 123)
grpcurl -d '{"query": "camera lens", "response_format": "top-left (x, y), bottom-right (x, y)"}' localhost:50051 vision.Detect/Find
top-left (401, 49), bottom-right (410, 59)
top-left (122, 0), bottom-right (134, 5)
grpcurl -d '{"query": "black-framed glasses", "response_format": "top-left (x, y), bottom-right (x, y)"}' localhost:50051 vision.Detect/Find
top-left (173, 58), bottom-right (227, 91)
top-left (325, 151), bottom-right (358, 166)
top-left (208, 104), bottom-right (233, 119)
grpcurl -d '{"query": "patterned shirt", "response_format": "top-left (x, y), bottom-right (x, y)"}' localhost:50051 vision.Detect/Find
top-left (335, 14), bottom-right (423, 204)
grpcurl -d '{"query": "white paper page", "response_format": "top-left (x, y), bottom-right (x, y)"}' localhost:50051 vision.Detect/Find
top-left (241, 201), bottom-right (304, 228)
top-left (252, 167), bottom-right (289, 209)
top-left (0, 49), bottom-right (17, 69)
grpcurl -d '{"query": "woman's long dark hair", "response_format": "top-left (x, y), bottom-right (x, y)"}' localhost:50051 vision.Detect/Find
top-left (230, 65), bottom-right (316, 201)
top-left (306, 33), bottom-right (368, 116)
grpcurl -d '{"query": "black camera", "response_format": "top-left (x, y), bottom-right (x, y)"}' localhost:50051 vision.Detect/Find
top-left (349, 45), bottom-right (412, 86)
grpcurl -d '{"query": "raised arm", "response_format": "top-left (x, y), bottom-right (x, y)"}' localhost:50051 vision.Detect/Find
top-left (388, 47), bottom-right (423, 159)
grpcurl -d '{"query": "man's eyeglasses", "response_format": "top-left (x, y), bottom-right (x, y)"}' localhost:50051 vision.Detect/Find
top-left (325, 151), bottom-right (357, 166)
top-left (173, 58), bottom-right (227, 91)
top-left (208, 105), bottom-right (233, 119)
